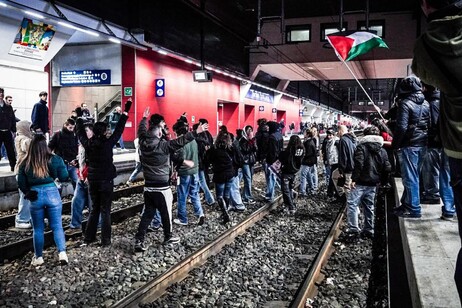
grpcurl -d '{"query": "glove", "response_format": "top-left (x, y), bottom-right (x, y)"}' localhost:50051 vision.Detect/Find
top-left (75, 107), bottom-right (84, 118)
top-left (124, 100), bottom-right (132, 113)
top-left (24, 190), bottom-right (38, 202)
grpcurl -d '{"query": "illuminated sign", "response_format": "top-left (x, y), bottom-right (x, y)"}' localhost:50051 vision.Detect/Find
top-left (60, 70), bottom-right (111, 86)
top-left (245, 86), bottom-right (274, 103)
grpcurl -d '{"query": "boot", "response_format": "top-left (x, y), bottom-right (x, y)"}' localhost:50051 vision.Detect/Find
top-left (218, 197), bottom-right (230, 224)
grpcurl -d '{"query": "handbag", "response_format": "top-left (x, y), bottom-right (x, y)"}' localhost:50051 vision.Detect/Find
top-left (269, 159), bottom-right (282, 179)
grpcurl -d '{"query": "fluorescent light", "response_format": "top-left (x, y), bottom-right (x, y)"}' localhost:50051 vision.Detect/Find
top-left (109, 37), bottom-right (121, 44)
top-left (24, 11), bottom-right (44, 19)
top-left (157, 50), bottom-right (168, 55)
top-left (0, 2), bottom-right (8, 7)
top-left (185, 59), bottom-right (193, 64)
top-left (82, 29), bottom-right (99, 37)
top-left (59, 21), bottom-right (80, 30)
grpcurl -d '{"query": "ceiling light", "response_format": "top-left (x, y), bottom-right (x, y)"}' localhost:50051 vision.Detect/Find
top-left (82, 29), bottom-right (99, 37)
top-left (109, 37), bottom-right (121, 44)
top-left (0, 2), bottom-right (8, 7)
top-left (185, 59), bottom-right (193, 64)
top-left (24, 10), bottom-right (44, 19)
top-left (157, 50), bottom-right (168, 55)
top-left (58, 21), bottom-right (80, 30)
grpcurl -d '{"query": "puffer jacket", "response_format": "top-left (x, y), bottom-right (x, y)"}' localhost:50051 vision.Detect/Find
top-left (392, 92), bottom-right (430, 149)
top-left (352, 135), bottom-right (391, 186)
top-left (412, 2), bottom-right (462, 158)
top-left (14, 120), bottom-right (33, 174)
top-left (137, 118), bottom-right (196, 188)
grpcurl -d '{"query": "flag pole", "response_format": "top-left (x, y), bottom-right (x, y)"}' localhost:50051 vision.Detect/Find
top-left (336, 55), bottom-right (386, 121)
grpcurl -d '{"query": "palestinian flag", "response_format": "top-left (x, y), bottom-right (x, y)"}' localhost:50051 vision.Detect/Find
top-left (326, 31), bottom-right (388, 61)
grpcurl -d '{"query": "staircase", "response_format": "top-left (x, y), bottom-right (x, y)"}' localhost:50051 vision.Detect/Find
top-left (96, 90), bottom-right (122, 122)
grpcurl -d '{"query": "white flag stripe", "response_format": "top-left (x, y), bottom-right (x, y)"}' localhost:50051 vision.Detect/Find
top-left (346, 32), bottom-right (380, 47)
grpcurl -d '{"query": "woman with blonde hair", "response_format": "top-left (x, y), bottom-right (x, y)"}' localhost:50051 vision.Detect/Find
top-left (17, 134), bottom-right (69, 266)
top-left (14, 120), bottom-right (33, 229)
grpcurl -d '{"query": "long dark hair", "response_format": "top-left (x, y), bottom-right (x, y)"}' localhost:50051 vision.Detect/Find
top-left (287, 135), bottom-right (304, 155)
top-left (214, 131), bottom-right (232, 150)
top-left (23, 134), bottom-right (52, 178)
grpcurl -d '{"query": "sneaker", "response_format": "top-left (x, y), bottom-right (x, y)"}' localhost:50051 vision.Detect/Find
top-left (15, 222), bottom-right (32, 229)
top-left (65, 228), bottom-right (81, 236)
top-left (441, 214), bottom-right (455, 221)
top-left (147, 224), bottom-right (162, 232)
top-left (163, 236), bottom-right (180, 245)
top-left (58, 251), bottom-right (68, 265)
top-left (396, 211), bottom-right (421, 218)
top-left (31, 256), bottom-right (44, 266)
top-left (244, 199), bottom-right (256, 205)
top-left (198, 216), bottom-right (205, 226)
top-left (134, 240), bottom-right (147, 252)
top-left (173, 219), bottom-right (188, 226)
top-left (126, 180), bottom-right (133, 185)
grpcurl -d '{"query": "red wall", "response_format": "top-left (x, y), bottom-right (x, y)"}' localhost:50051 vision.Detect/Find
top-left (121, 47), bottom-right (302, 140)
top-left (134, 50), bottom-right (240, 137)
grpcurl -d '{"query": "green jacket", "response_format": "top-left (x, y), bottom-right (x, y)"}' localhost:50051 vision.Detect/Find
top-left (178, 139), bottom-right (199, 176)
top-left (18, 155), bottom-right (69, 193)
top-left (412, 5), bottom-right (462, 159)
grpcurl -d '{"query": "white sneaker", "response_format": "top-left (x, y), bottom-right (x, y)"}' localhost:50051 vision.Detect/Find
top-left (15, 222), bottom-right (32, 229)
top-left (58, 251), bottom-right (68, 265)
top-left (173, 218), bottom-right (188, 226)
top-left (31, 256), bottom-right (44, 266)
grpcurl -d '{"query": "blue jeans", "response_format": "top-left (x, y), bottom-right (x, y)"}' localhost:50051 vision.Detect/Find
top-left (346, 185), bottom-right (377, 233)
top-left (241, 164), bottom-right (254, 201)
top-left (325, 164), bottom-right (332, 187)
top-left (199, 170), bottom-right (215, 205)
top-left (440, 152), bottom-right (455, 215)
top-left (29, 186), bottom-right (66, 257)
top-left (129, 162), bottom-right (143, 182)
top-left (226, 176), bottom-right (245, 209)
top-left (70, 180), bottom-right (92, 229)
top-left (398, 147), bottom-right (426, 214)
top-left (16, 175), bottom-right (31, 224)
top-left (215, 179), bottom-right (233, 200)
top-left (449, 157), bottom-right (462, 303)
top-left (264, 162), bottom-right (277, 201)
top-left (67, 165), bottom-right (78, 188)
top-left (177, 173), bottom-right (204, 224)
top-left (300, 164), bottom-right (318, 195)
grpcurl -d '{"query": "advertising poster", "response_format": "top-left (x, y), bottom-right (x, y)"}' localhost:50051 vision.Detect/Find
top-left (9, 18), bottom-right (56, 60)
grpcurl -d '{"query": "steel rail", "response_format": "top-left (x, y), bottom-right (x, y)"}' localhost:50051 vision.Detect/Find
top-left (112, 194), bottom-right (284, 307)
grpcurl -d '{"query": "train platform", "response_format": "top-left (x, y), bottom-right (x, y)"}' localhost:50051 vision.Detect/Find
top-left (394, 177), bottom-right (460, 308)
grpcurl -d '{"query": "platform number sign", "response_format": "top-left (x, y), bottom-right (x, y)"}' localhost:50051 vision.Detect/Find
top-left (124, 87), bottom-right (133, 97)
top-left (155, 79), bottom-right (165, 97)
top-left (272, 108), bottom-right (277, 113)
top-left (259, 106), bottom-right (264, 112)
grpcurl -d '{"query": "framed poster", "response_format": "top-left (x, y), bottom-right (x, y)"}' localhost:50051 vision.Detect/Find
top-left (9, 18), bottom-right (56, 60)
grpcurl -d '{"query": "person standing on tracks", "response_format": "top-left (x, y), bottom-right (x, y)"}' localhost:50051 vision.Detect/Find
top-left (391, 76), bottom-right (430, 218)
top-left (75, 99), bottom-right (132, 247)
top-left (17, 134), bottom-right (69, 266)
top-left (346, 126), bottom-right (391, 238)
top-left (255, 118), bottom-right (269, 196)
top-left (278, 135), bottom-right (305, 214)
top-left (337, 125), bottom-right (357, 200)
top-left (134, 108), bottom-right (208, 251)
top-left (193, 120), bottom-right (215, 207)
top-left (13, 120), bottom-right (33, 229)
top-left (265, 121), bottom-right (284, 202)
top-left (239, 125), bottom-right (258, 205)
top-left (300, 129), bottom-right (318, 197)
top-left (321, 129), bottom-right (340, 200)
top-left (412, 0), bottom-right (462, 299)
top-left (172, 118), bottom-right (205, 226)
top-left (0, 88), bottom-right (17, 172)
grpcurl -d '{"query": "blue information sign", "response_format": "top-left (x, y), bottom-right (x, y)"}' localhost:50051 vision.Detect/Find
top-left (155, 79), bottom-right (165, 97)
top-left (60, 70), bottom-right (111, 86)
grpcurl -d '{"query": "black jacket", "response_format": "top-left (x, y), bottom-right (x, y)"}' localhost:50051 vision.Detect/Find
top-left (77, 114), bottom-right (128, 181)
top-left (48, 128), bottom-right (79, 164)
top-left (267, 122), bottom-right (284, 165)
top-left (302, 137), bottom-right (317, 166)
top-left (208, 146), bottom-right (235, 184)
top-left (255, 126), bottom-right (269, 162)
top-left (352, 135), bottom-right (391, 186)
top-left (392, 92), bottom-right (430, 149)
top-left (426, 90), bottom-right (441, 148)
top-left (239, 137), bottom-right (257, 165)
top-left (0, 102), bottom-right (16, 132)
top-left (195, 131), bottom-right (213, 170)
top-left (138, 118), bottom-right (196, 188)
top-left (338, 133), bottom-right (356, 173)
top-left (279, 147), bottom-right (304, 175)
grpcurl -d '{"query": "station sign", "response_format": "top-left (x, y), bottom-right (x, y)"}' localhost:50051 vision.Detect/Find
top-left (259, 106), bottom-right (264, 111)
top-left (272, 108), bottom-right (277, 113)
top-left (60, 70), bottom-right (111, 86)
top-left (245, 86), bottom-right (274, 103)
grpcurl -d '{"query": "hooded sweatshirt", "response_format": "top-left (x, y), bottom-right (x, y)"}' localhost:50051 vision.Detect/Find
top-left (14, 121), bottom-right (33, 174)
top-left (352, 135), bottom-right (391, 186)
top-left (412, 1), bottom-right (462, 158)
